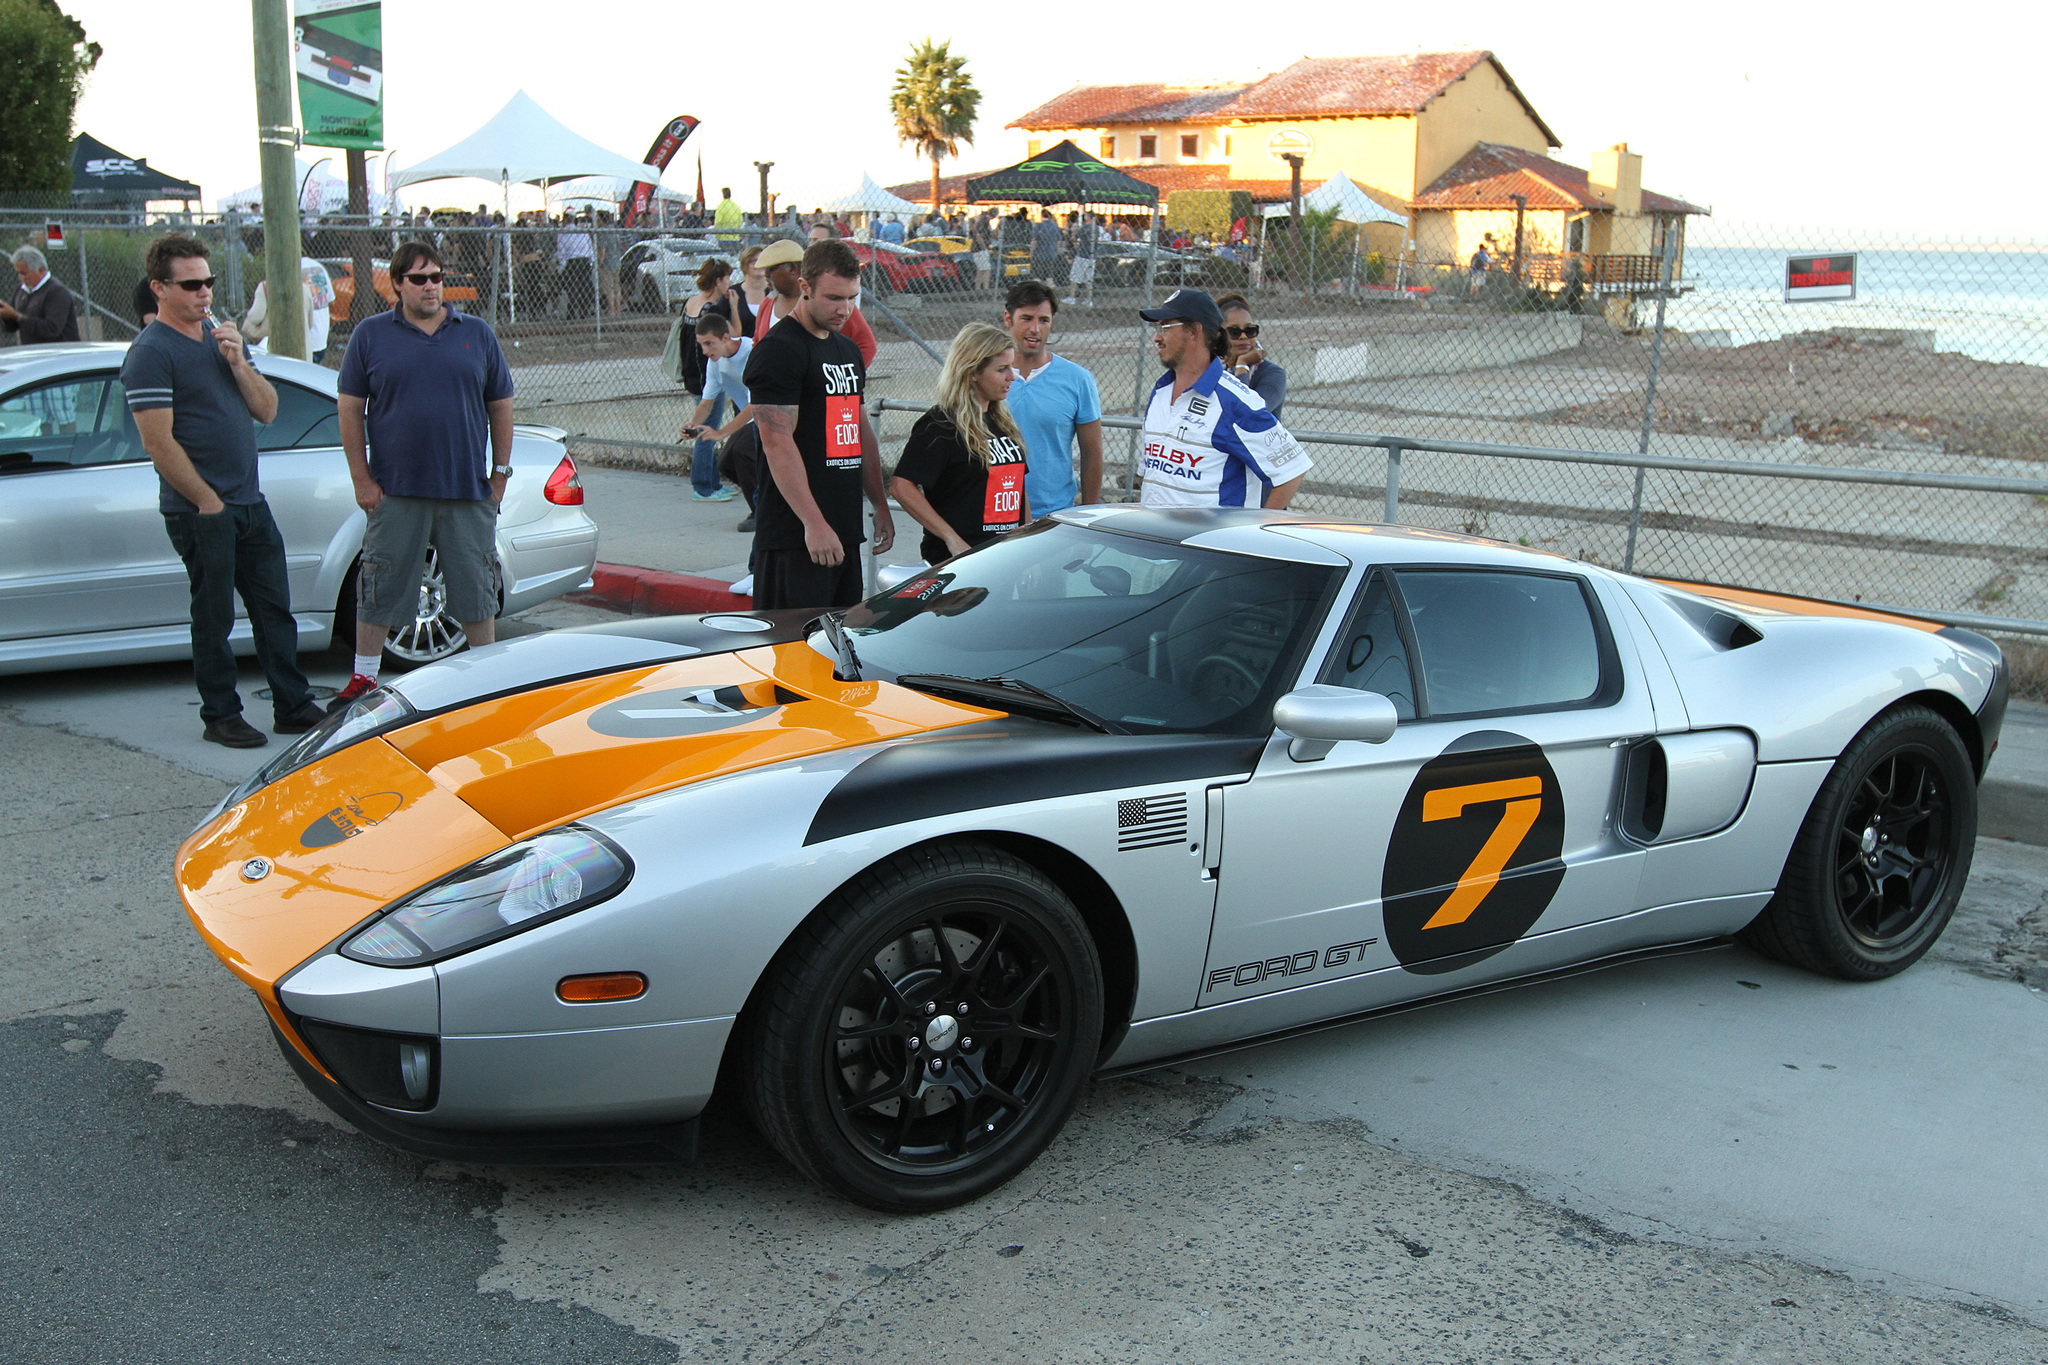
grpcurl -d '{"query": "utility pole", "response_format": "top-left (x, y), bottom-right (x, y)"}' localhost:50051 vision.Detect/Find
top-left (252, 0), bottom-right (304, 358)
top-left (754, 161), bottom-right (774, 220)
top-left (1510, 193), bottom-right (1527, 282)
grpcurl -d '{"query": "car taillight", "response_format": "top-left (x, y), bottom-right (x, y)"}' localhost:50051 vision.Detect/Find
top-left (543, 455), bottom-right (584, 505)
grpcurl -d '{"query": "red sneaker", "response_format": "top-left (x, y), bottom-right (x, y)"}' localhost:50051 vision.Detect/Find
top-left (325, 673), bottom-right (378, 715)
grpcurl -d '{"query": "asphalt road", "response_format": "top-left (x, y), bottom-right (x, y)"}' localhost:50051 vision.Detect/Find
top-left (3, 611), bottom-right (2044, 1363)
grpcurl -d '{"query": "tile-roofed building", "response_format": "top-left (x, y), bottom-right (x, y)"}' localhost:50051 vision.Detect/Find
top-left (997, 50), bottom-right (1559, 234)
top-left (1412, 141), bottom-right (1706, 215)
top-left (1410, 142), bottom-right (1708, 303)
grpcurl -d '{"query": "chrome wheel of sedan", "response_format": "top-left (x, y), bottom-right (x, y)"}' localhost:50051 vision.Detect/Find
top-left (745, 842), bottom-right (1102, 1211)
top-left (383, 545), bottom-right (468, 668)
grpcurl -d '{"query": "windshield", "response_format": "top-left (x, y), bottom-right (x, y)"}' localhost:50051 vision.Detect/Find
top-left (846, 522), bottom-right (1340, 735)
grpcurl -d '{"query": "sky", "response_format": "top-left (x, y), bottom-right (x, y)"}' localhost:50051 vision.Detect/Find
top-left (59, 0), bottom-right (2048, 240)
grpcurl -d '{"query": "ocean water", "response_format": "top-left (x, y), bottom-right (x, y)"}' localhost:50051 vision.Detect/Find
top-left (1664, 245), bottom-right (2048, 367)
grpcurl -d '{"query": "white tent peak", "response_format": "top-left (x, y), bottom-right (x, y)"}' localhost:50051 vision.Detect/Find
top-left (1262, 171), bottom-right (1407, 224)
top-left (391, 90), bottom-right (665, 189)
top-left (815, 174), bottom-right (921, 215)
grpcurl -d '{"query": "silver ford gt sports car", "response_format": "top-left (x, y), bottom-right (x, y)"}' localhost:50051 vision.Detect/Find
top-left (176, 508), bottom-right (2009, 1211)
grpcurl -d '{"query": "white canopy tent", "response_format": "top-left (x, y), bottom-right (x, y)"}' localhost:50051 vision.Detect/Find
top-left (1260, 172), bottom-right (1407, 225)
top-left (545, 175), bottom-right (689, 209)
top-left (815, 174), bottom-right (921, 216)
top-left (220, 157), bottom-right (400, 216)
top-left (390, 90), bottom-right (666, 191)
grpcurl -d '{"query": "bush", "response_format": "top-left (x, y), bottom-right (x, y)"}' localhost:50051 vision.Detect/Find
top-left (1365, 251), bottom-right (1386, 284)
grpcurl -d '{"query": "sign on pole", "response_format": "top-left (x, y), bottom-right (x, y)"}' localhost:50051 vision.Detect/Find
top-left (43, 224), bottom-right (66, 251)
top-left (294, 1), bottom-right (383, 150)
top-left (1784, 252), bottom-right (1856, 303)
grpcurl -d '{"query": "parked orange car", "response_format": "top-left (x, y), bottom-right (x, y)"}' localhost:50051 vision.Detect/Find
top-left (320, 259), bottom-right (480, 316)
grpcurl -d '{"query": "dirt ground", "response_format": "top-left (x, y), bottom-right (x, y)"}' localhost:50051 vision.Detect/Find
top-left (1535, 328), bottom-right (2048, 464)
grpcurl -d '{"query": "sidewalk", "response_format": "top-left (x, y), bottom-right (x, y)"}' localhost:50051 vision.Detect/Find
top-left (568, 459), bottom-right (2047, 844)
top-left (566, 461), bottom-right (933, 614)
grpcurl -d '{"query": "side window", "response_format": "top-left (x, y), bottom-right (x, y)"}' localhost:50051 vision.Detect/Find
top-left (1396, 570), bottom-right (1606, 717)
top-left (1317, 571), bottom-right (1416, 719)
top-left (0, 378), bottom-right (114, 471)
top-left (259, 381), bottom-right (342, 450)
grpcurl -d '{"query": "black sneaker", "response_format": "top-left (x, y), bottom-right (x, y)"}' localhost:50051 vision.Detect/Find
top-left (273, 700), bottom-right (328, 734)
top-left (736, 514), bottom-right (756, 533)
top-left (203, 715), bottom-right (268, 749)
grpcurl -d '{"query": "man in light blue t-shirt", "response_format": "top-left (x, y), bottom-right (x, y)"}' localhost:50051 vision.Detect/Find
top-left (1001, 279), bottom-right (1103, 513)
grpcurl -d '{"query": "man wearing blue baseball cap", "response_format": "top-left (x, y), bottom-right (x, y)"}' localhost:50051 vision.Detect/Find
top-left (1136, 288), bottom-right (1311, 509)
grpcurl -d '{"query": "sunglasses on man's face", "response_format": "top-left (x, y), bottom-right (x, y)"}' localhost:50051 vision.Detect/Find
top-left (165, 277), bottom-right (216, 292)
top-left (401, 271), bottom-right (445, 285)
top-left (1224, 324), bottom-right (1260, 339)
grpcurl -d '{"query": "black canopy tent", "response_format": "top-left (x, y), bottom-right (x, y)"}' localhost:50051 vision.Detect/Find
top-left (69, 133), bottom-right (202, 206)
top-left (965, 140), bottom-right (1158, 207)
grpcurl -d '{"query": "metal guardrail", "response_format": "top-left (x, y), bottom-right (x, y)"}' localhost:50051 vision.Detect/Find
top-left (870, 397), bottom-right (2048, 637)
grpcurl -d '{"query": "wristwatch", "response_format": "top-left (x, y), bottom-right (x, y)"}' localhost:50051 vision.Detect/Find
top-left (491, 464), bottom-right (514, 477)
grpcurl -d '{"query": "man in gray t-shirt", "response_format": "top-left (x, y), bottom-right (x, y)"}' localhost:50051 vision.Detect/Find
top-left (122, 234), bottom-right (321, 749)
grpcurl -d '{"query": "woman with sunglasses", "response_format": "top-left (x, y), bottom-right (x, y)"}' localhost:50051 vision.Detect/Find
top-left (1214, 292), bottom-right (1285, 419)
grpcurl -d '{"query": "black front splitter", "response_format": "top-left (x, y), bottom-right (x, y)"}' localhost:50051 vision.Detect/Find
top-left (272, 1025), bottom-right (700, 1166)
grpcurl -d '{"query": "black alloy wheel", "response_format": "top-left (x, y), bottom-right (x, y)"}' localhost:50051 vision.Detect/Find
top-left (1740, 704), bottom-right (1976, 979)
top-left (743, 842), bottom-right (1102, 1211)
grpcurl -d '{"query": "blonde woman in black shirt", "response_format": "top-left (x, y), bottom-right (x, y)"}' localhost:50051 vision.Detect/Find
top-left (890, 321), bottom-right (1031, 564)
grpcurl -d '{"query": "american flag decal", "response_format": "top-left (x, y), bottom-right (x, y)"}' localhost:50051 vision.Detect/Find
top-left (1117, 793), bottom-right (1189, 851)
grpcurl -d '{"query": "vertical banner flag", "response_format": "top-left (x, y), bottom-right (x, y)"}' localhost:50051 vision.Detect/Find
top-left (294, 1), bottom-right (384, 150)
top-left (625, 117), bottom-right (700, 227)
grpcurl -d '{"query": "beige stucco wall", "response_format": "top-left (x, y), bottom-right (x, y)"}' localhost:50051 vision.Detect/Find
top-left (1223, 116), bottom-right (1418, 198)
top-left (1413, 65), bottom-right (1552, 193)
top-left (1413, 207), bottom-right (1570, 266)
top-left (1029, 125), bottom-right (1228, 166)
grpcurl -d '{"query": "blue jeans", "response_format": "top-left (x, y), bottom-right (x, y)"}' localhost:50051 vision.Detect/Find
top-left (162, 498), bottom-right (313, 725)
top-left (692, 395), bottom-right (725, 496)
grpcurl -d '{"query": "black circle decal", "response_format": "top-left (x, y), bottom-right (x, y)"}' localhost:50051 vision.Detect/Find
top-left (1382, 731), bottom-right (1566, 975)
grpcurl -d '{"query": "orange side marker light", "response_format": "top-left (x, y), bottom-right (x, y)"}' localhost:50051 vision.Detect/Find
top-left (557, 972), bottom-right (648, 1003)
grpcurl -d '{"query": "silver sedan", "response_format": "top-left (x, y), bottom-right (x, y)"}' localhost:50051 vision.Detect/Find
top-left (0, 340), bottom-right (599, 675)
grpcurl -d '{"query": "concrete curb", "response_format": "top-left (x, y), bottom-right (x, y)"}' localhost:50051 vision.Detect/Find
top-left (568, 563), bottom-right (751, 616)
top-left (1981, 779), bottom-right (2047, 846)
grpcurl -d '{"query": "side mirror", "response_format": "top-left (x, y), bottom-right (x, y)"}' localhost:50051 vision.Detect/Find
top-left (1272, 685), bottom-right (1400, 762)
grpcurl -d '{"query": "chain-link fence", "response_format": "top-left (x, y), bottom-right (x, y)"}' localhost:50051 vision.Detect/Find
top-left (7, 205), bottom-right (2042, 695)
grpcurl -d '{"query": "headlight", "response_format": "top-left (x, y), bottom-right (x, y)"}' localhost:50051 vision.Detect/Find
top-left (341, 827), bottom-right (631, 966)
top-left (220, 688), bottom-right (417, 813)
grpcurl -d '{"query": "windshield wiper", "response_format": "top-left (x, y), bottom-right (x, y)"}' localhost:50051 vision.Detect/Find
top-left (815, 612), bottom-right (863, 681)
top-left (892, 674), bottom-right (1126, 734)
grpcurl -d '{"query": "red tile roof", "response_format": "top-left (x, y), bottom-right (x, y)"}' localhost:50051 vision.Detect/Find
top-left (1011, 53), bottom-right (1558, 147)
top-left (1411, 142), bottom-right (1708, 215)
top-left (1009, 83), bottom-right (1248, 131)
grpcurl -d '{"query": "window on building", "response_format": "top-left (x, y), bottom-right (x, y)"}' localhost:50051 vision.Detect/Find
top-left (1224, 134), bottom-right (1233, 155)
top-left (1027, 139), bottom-right (1042, 158)
top-left (1100, 136), bottom-right (1116, 160)
top-left (1138, 135), bottom-right (1157, 159)
top-left (1180, 134), bottom-right (1198, 158)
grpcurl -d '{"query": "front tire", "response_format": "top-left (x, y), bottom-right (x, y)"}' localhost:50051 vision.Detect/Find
top-left (742, 842), bottom-right (1103, 1212)
top-left (1740, 704), bottom-right (1976, 979)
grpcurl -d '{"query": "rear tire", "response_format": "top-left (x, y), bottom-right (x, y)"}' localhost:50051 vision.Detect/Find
top-left (741, 841), bottom-right (1102, 1212)
top-left (1739, 704), bottom-right (1975, 979)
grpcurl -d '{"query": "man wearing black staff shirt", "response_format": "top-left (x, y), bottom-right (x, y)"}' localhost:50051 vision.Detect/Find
top-left (742, 239), bottom-right (895, 610)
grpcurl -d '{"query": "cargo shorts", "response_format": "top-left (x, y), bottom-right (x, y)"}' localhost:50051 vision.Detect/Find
top-left (357, 494), bottom-right (501, 628)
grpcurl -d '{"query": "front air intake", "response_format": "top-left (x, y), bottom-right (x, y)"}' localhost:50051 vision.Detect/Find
top-left (296, 1018), bottom-right (439, 1112)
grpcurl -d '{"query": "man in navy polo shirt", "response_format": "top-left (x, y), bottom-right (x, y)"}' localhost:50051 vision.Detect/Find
top-left (330, 240), bottom-right (514, 707)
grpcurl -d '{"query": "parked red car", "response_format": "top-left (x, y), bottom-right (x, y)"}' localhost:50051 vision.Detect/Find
top-left (854, 240), bottom-right (964, 294)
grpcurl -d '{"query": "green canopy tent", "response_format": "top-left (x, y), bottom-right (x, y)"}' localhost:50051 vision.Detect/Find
top-left (965, 140), bottom-right (1159, 208)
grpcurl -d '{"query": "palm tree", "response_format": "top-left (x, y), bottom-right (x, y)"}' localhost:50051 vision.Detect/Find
top-left (889, 39), bottom-right (980, 215)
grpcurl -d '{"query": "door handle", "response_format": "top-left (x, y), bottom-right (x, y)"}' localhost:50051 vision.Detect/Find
top-left (1203, 786), bottom-right (1225, 874)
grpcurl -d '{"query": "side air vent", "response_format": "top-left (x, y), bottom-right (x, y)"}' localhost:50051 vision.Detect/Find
top-left (1117, 793), bottom-right (1189, 851)
top-left (1661, 592), bottom-right (1763, 650)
